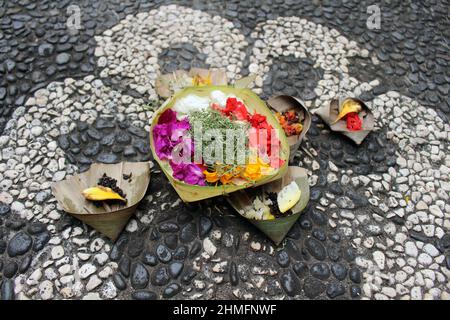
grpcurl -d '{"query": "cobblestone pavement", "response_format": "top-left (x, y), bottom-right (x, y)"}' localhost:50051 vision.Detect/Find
top-left (0, 1), bottom-right (449, 300)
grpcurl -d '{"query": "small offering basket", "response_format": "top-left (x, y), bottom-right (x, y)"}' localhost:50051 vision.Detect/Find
top-left (226, 166), bottom-right (310, 245)
top-left (267, 95), bottom-right (312, 162)
top-left (149, 85), bottom-right (291, 202)
top-left (315, 97), bottom-right (374, 145)
top-left (51, 161), bottom-right (151, 241)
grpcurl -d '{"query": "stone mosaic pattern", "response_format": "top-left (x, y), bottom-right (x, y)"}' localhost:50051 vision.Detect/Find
top-left (0, 2), bottom-right (449, 300)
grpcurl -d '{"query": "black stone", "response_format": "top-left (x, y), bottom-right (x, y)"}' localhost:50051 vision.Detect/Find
top-left (410, 230), bottom-right (429, 243)
top-left (131, 262), bottom-right (149, 289)
top-left (305, 237), bottom-right (326, 260)
top-left (442, 234), bottom-right (450, 249)
top-left (445, 255), bottom-right (450, 270)
top-left (159, 222), bottom-right (179, 233)
top-left (327, 282), bottom-right (346, 299)
top-left (312, 229), bottom-right (326, 241)
top-left (113, 274), bottom-right (127, 291)
top-left (156, 244), bottom-right (172, 263)
top-left (87, 128), bottom-right (102, 140)
top-left (180, 223), bottom-right (196, 243)
top-left (350, 285), bottom-right (362, 299)
top-left (0, 203), bottom-right (10, 215)
top-left (100, 133), bottom-right (115, 146)
top-left (134, 140), bottom-right (150, 154)
top-left (7, 232), bottom-right (32, 257)
top-left (56, 53), bottom-right (70, 64)
top-left (83, 141), bottom-right (100, 157)
top-left (230, 262), bottom-right (238, 286)
top-left (163, 283), bottom-right (181, 298)
top-left (180, 267), bottom-right (197, 285)
top-left (164, 234), bottom-right (178, 250)
top-left (330, 233), bottom-right (341, 243)
top-left (123, 146), bottom-right (136, 157)
top-left (327, 244), bottom-right (341, 262)
top-left (151, 267), bottom-right (170, 286)
top-left (173, 246), bottom-right (188, 261)
top-left (331, 263), bottom-right (347, 281)
top-left (329, 183), bottom-right (343, 195)
top-left (142, 252), bottom-right (158, 266)
top-left (292, 261), bottom-right (308, 278)
top-left (285, 240), bottom-right (302, 261)
top-left (276, 250), bottom-right (290, 268)
top-left (119, 256), bottom-right (131, 278)
top-left (97, 153), bottom-right (119, 164)
top-left (0, 88), bottom-right (6, 101)
top-left (27, 222), bottom-right (47, 235)
top-left (0, 240), bottom-right (6, 254)
top-left (286, 223), bottom-right (301, 240)
top-left (3, 261), bottom-right (18, 278)
top-left (349, 267), bottom-right (361, 284)
top-left (198, 216), bottom-right (212, 238)
top-left (110, 244), bottom-right (124, 262)
top-left (5, 220), bottom-right (25, 230)
top-left (279, 271), bottom-right (300, 297)
top-left (303, 277), bottom-right (325, 299)
top-left (1, 279), bottom-right (14, 300)
top-left (38, 43), bottom-right (54, 56)
top-left (127, 237), bottom-right (144, 258)
top-left (169, 262), bottom-right (184, 278)
top-left (299, 215), bottom-right (312, 230)
top-left (19, 255), bottom-right (32, 273)
top-left (309, 209), bottom-right (327, 226)
top-left (343, 247), bottom-right (356, 262)
top-left (131, 290), bottom-right (157, 300)
top-left (310, 262), bottom-right (330, 280)
top-left (33, 231), bottom-right (50, 252)
top-left (310, 189), bottom-right (321, 201)
top-left (116, 132), bottom-right (132, 144)
top-left (128, 126), bottom-right (148, 138)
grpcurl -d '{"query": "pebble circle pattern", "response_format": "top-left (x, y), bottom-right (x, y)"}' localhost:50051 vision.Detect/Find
top-left (0, 2), bottom-right (449, 300)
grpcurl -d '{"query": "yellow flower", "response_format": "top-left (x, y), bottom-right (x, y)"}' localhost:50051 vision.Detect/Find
top-left (203, 170), bottom-right (219, 183)
top-left (242, 157), bottom-right (273, 181)
top-left (220, 173), bottom-right (233, 185)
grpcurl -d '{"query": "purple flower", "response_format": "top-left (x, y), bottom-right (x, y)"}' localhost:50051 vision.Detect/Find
top-left (153, 109), bottom-right (191, 160)
top-left (170, 160), bottom-right (206, 186)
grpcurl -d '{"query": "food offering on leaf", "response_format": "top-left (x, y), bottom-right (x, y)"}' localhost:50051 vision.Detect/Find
top-left (51, 161), bottom-right (151, 241)
top-left (226, 166), bottom-right (310, 245)
top-left (150, 85), bottom-right (290, 202)
top-left (267, 95), bottom-right (311, 162)
top-left (332, 98), bottom-right (363, 131)
top-left (238, 180), bottom-right (302, 221)
top-left (275, 109), bottom-right (305, 137)
top-left (315, 96), bottom-right (375, 145)
top-left (82, 173), bottom-right (127, 207)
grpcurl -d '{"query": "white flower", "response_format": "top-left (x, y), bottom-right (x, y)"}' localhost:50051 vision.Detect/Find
top-left (173, 94), bottom-right (210, 114)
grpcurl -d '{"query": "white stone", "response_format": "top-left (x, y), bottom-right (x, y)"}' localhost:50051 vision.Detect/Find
top-left (410, 286), bottom-right (422, 300)
top-left (423, 243), bottom-right (439, 257)
top-left (373, 251), bottom-right (385, 270)
top-left (418, 253), bottom-right (432, 266)
top-left (39, 280), bottom-right (54, 300)
top-left (51, 246), bottom-right (65, 260)
top-left (79, 263), bottom-right (97, 279)
top-left (405, 241), bottom-right (418, 257)
top-left (26, 269), bottom-right (43, 286)
top-left (203, 238), bottom-right (217, 256)
top-left (86, 275), bottom-right (102, 291)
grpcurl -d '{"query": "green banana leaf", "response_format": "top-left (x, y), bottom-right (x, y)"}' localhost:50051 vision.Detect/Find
top-left (51, 161), bottom-right (151, 241)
